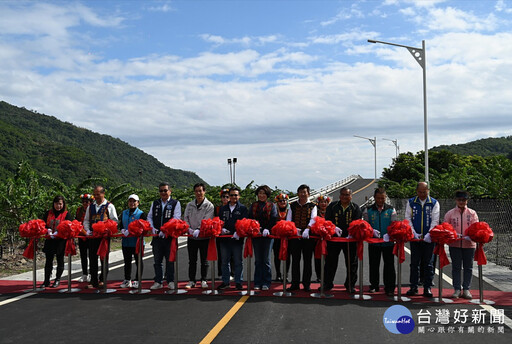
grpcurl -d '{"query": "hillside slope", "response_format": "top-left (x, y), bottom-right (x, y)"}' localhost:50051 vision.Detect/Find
top-left (0, 101), bottom-right (205, 188)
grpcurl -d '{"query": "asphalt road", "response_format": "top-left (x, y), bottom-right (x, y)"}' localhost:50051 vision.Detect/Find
top-left (1, 237), bottom-right (511, 344)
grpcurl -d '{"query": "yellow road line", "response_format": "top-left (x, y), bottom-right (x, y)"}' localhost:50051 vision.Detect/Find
top-left (352, 179), bottom-right (376, 195)
top-left (199, 295), bottom-right (250, 344)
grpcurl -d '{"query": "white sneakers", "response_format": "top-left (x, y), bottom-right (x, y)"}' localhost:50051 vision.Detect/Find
top-left (78, 275), bottom-right (90, 283)
top-left (462, 290), bottom-right (472, 299)
top-left (132, 281), bottom-right (139, 289)
top-left (201, 280), bottom-right (208, 289)
top-left (452, 290), bottom-right (461, 298)
top-left (261, 285), bottom-right (269, 291)
top-left (150, 282), bottom-right (163, 290)
top-left (168, 282), bottom-right (175, 289)
top-left (120, 280), bottom-right (132, 288)
top-left (185, 281), bottom-right (195, 289)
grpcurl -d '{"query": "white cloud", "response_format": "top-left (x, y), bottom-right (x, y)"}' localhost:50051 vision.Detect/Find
top-left (200, 34), bottom-right (279, 47)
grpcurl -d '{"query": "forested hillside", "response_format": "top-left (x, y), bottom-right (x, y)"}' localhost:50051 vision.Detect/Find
top-left (0, 101), bottom-right (204, 188)
top-left (432, 136), bottom-right (512, 158)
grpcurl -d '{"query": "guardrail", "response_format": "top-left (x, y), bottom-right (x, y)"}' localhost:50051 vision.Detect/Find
top-left (289, 174), bottom-right (361, 203)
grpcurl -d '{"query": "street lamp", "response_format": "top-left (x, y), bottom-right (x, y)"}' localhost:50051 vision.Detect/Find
top-left (227, 158), bottom-right (238, 185)
top-left (354, 135), bottom-right (377, 181)
top-left (227, 159), bottom-right (233, 184)
top-left (368, 39), bottom-right (429, 184)
top-left (382, 138), bottom-right (399, 159)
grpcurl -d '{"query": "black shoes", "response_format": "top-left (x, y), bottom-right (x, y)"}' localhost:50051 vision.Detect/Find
top-left (286, 284), bottom-right (300, 291)
top-left (406, 288), bottom-right (419, 296)
top-left (236, 283), bottom-right (243, 290)
top-left (41, 281), bottom-right (50, 288)
top-left (217, 282), bottom-right (229, 290)
top-left (303, 285), bottom-right (311, 292)
top-left (423, 288), bottom-right (433, 298)
top-left (51, 279), bottom-right (60, 288)
top-left (368, 287), bottom-right (380, 293)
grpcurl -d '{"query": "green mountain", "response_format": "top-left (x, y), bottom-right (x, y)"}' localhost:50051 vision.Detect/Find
top-left (0, 101), bottom-right (205, 188)
top-left (432, 136), bottom-right (512, 158)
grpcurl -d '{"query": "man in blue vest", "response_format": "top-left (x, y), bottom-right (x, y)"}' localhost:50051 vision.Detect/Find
top-left (405, 182), bottom-right (440, 298)
top-left (147, 182), bottom-right (182, 290)
top-left (363, 188), bottom-right (397, 296)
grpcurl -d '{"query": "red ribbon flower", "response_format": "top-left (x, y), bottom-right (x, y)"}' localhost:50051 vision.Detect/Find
top-left (128, 219), bottom-right (152, 256)
top-left (19, 219), bottom-right (47, 259)
top-left (430, 222), bottom-right (458, 269)
top-left (347, 219), bottom-right (373, 260)
top-left (56, 220), bottom-right (83, 256)
top-left (387, 220), bottom-right (413, 263)
top-left (310, 216), bottom-right (335, 259)
top-left (200, 217), bottom-right (224, 261)
top-left (160, 219), bottom-right (189, 262)
top-left (465, 222), bottom-right (494, 265)
top-left (235, 218), bottom-right (260, 258)
top-left (271, 220), bottom-right (298, 261)
top-left (92, 219), bottom-right (118, 260)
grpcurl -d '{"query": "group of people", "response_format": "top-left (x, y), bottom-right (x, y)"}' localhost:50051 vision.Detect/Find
top-left (40, 181), bottom-right (480, 299)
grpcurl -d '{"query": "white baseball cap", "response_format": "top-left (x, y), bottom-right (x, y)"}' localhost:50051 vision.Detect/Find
top-left (128, 194), bottom-right (140, 201)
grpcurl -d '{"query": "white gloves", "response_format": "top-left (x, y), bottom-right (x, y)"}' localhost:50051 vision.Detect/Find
top-left (383, 233), bottom-right (390, 242)
top-left (423, 233), bottom-right (432, 243)
top-left (152, 228), bottom-right (157, 235)
top-left (122, 229), bottom-right (129, 237)
top-left (232, 232), bottom-right (240, 240)
top-left (463, 235), bottom-right (472, 241)
top-left (302, 228), bottom-right (310, 239)
top-left (411, 228), bottom-right (420, 240)
top-left (373, 229), bottom-right (380, 238)
top-left (262, 229), bottom-right (270, 237)
top-left (47, 228), bottom-right (52, 235)
top-left (335, 227), bottom-right (342, 237)
top-left (296, 228), bottom-right (302, 236)
top-left (86, 230), bottom-right (92, 236)
top-left (158, 231), bottom-right (166, 238)
top-left (193, 229), bottom-right (200, 238)
top-left (188, 228), bottom-right (195, 235)
top-left (221, 228), bottom-right (230, 235)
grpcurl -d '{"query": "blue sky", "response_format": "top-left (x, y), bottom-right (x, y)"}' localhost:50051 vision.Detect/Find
top-left (1, 0), bottom-right (512, 192)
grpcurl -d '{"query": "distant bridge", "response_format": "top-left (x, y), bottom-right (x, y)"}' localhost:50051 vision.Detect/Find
top-left (289, 175), bottom-right (378, 207)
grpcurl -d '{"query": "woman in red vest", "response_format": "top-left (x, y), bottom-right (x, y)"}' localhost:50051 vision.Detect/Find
top-left (42, 195), bottom-right (73, 288)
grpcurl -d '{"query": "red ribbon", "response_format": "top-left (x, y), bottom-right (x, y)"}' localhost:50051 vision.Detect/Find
top-left (433, 243), bottom-right (450, 269)
top-left (279, 238), bottom-right (288, 261)
top-left (207, 237), bottom-right (218, 261)
top-left (474, 243), bottom-right (487, 265)
top-left (97, 237), bottom-right (109, 260)
top-left (23, 238), bottom-right (36, 259)
top-left (135, 237), bottom-right (144, 257)
top-left (243, 237), bottom-right (253, 258)
top-left (65, 239), bottom-right (76, 256)
top-left (392, 241), bottom-right (406, 263)
top-left (356, 241), bottom-right (364, 261)
top-left (169, 238), bottom-right (177, 262)
top-left (314, 239), bottom-right (327, 259)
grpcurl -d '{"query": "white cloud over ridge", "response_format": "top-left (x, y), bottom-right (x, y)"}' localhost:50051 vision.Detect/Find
top-left (1, 1), bottom-right (511, 190)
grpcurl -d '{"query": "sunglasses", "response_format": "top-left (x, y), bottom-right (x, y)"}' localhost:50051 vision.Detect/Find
top-left (159, 189), bottom-right (169, 193)
top-left (222, 195), bottom-right (230, 198)
top-left (229, 194), bottom-right (239, 197)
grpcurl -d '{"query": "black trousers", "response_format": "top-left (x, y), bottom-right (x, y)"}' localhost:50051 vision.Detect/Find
top-left (88, 238), bottom-right (106, 284)
top-left (78, 238), bottom-right (89, 275)
top-left (122, 246), bottom-right (143, 281)
top-left (368, 244), bottom-right (396, 292)
top-left (289, 238), bottom-right (316, 287)
top-left (324, 241), bottom-right (358, 289)
top-left (272, 238), bottom-right (290, 278)
top-left (43, 239), bottom-right (65, 282)
top-left (187, 238), bottom-right (209, 282)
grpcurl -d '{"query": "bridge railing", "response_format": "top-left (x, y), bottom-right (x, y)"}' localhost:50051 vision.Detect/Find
top-left (289, 174), bottom-right (361, 203)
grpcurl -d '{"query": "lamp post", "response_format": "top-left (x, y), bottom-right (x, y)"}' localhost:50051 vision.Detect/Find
top-left (354, 135), bottom-right (377, 181)
top-left (232, 158), bottom-right (237, 185)
top-left (227, 159), bottom-right (233, 184)
top-left (368, 39), bottom-right (429, 184)
top-left (382, 138), bottom-right (399, 159)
